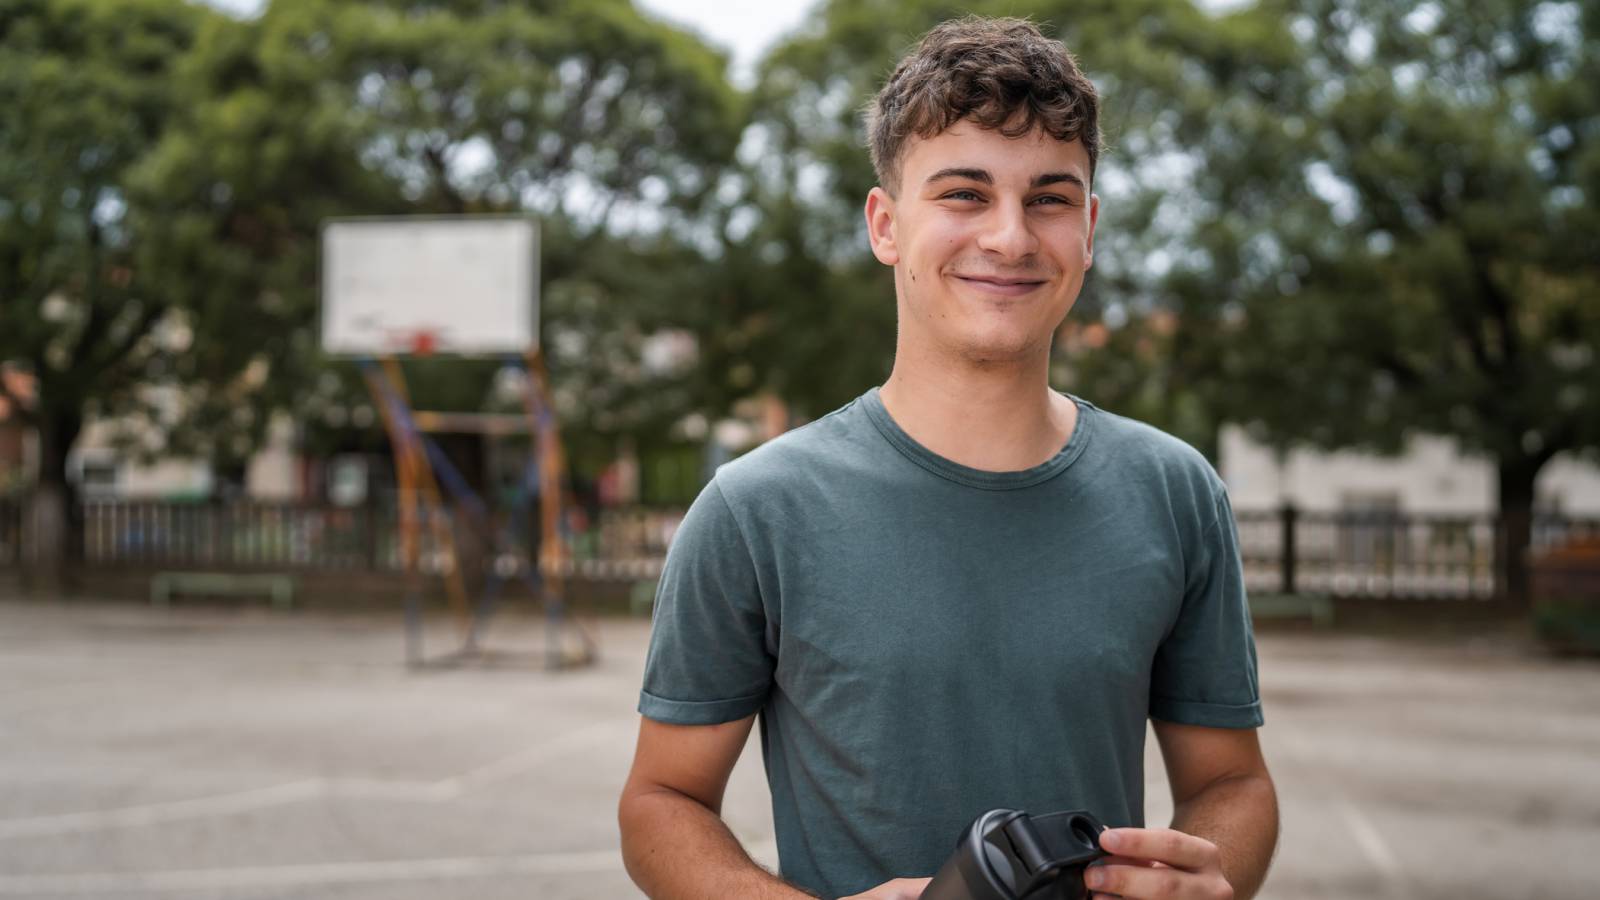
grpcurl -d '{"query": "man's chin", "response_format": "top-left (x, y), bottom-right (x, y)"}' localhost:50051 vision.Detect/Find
top-left (951, 333), bottom-right (1048, 366)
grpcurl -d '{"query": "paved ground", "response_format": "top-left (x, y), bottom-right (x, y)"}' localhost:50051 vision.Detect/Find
top-left (1, 599), bottom-right (1597, 899)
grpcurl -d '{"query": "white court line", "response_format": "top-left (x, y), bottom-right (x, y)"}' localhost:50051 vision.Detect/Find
top-left (0, 850), bottom-right (626, 894)
top-left (0, 840), bottom-right (782, 894)
top-left (0, 781), bottom-right (322, 841)
top-left (0, 719), bottom-right (626, 840)
top-left (745, 838), bottom-right (780, 870)
top-left (1275, 731), bottom-right (1407, 895)
top-left (1333, 798), bottom-right (1402, 880)
top-left (436, 719), bottom-right (624, 796)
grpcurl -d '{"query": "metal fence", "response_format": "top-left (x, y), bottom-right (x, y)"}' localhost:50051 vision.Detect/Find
top-left (0, 494), bottom-right (20, 568)
top-left (68, 498), bottom-right (683, 579)
top-left (1235, 507), bottom-right (1600, 600)
top-left (4, 496), bottom-right (1598, 602)
top-left (80, 500), bottom-right (389, 571)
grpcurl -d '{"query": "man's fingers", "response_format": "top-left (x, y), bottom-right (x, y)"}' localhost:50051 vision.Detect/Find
top-left (1084, 862), bottom-right (1202, 898)
top-left (1094, 855), bottom-right (1159, 868)
top-left (1099, 827), bottom-right (1219, 871)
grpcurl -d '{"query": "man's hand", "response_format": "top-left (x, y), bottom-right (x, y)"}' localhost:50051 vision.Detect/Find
top-left (839, 876), bottom-right (932, 899)
top-left (1083, 828), bottom-right (1233, 900)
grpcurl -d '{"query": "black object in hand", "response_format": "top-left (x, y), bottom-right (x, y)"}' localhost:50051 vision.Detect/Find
top-left (920, 809), bottom-right (1108, 900)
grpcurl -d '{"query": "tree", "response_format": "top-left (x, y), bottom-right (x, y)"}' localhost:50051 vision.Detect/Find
top-left (1162, 0), bottom-right (1600, 605)
top-left (190, 0), bottom-right (748, 471)
top-left (0, 0), bottom-right (214, 583)
top-left (1, 0), bottom-right (748, 584)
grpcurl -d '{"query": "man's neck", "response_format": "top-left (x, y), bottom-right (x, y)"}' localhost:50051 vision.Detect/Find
top-left (877, 350), bottom-right (1078, 473)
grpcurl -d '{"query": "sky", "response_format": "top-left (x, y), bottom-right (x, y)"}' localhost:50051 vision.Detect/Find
top-left (206, 0), bottom-right (821, 88)
top-left (636, 0), bottom-right (819, 87)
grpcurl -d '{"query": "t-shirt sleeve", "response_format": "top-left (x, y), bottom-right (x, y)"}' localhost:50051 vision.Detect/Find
top-left (637, 477), bottom-right (775, 725)
top-left (1148, 487), bottom-right (1264, 728)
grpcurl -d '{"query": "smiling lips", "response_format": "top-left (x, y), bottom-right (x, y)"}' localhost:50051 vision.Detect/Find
top-left (950, 272), bottom-right (1050, 297)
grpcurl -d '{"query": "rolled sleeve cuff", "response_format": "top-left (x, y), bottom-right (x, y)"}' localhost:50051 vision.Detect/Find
top-left (638, 689), bottom-right (766, 725)
top-left (1149, 696), bottom-right (1264, 729)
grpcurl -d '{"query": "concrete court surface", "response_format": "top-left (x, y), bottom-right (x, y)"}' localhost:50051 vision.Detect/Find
top-left (1, 600), bottom-right (1597, 900)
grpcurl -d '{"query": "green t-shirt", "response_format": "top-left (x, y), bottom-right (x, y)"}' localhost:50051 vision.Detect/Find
top-left (638, 387), bottom-right (1261, 899)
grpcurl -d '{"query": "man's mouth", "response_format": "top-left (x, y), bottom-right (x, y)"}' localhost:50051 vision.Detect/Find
top-left (950, 274), bottom-right (1049, 297)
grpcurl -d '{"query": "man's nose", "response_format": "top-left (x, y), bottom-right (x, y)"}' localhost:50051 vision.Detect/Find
top-left (975, 199), bottom-right (1038, 260)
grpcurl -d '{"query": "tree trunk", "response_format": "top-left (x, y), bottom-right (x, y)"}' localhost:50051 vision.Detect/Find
top-left (26, 409), bottom-right (83, 594)
top-left (1495, 456), bottom-right (1543, 610)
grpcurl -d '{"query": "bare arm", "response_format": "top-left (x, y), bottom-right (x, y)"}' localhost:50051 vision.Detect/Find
top-left (617, 714), bottom-right (817, 899)
top-left (1086, 723), bottom-right (1278, 899)
top-left (1157, 722), bottom-right (1278, 897)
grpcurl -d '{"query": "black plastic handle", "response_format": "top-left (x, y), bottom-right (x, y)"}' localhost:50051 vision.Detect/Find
top-left (1004, 811), bottom-right (1106, 897)
top-left (919, 808), bottom-right (1108, 900)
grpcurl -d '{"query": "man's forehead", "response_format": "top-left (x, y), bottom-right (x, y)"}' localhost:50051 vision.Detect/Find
top-left (901, 122), bottom-right (1090, 185)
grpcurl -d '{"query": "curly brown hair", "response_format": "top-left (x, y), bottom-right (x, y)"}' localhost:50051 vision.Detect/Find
top-left (865, 16), bottom-right (1103, 195)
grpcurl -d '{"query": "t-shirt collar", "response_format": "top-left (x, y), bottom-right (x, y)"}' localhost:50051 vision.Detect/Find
top-left (859, 385), bottom-right (1095, 491)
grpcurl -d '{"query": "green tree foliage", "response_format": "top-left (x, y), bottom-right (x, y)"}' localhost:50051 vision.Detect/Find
top-left (141, 0), bottom-right (744, 465)
top-left (0, 0), bottom-right (744, 581)
top-left (6, 0), bottom-right (1593, 610)
top-left (0, 0), bottom-right (208, 488)
top-left (128, 3), bottom-right (403, 471)
top-left (1164, 0), bottom-right (1600, 604)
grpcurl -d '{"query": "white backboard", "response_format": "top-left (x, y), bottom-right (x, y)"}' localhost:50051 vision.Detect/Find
top-left (321, 216), bottom-right (538, 356)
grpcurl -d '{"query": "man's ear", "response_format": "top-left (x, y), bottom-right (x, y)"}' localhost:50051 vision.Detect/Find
top-left (864, 186), bottom-right (898, 266)
top-left (1085, 193), bottom-right (1100, 270)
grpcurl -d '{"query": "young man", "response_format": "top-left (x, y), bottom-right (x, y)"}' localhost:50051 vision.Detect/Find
top-left (619, 16), bottom-right (1277, 900)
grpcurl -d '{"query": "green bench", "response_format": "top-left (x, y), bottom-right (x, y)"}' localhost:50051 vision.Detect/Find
top-left (150, 572), bottom-right (296, 610)
top-left (1249, 592), bottom-right (1334, 627)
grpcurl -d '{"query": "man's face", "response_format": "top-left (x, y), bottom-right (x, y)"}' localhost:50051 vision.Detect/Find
top-left (865, 122), bottom-right (1099, 366)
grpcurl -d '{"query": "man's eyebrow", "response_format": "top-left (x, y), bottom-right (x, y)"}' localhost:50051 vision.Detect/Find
top-left (922, 168), bottom-right (1087, 191)
top-left (924, 167), bottom-right (992, 186)
top-left (1032, 172), bottom-right (1086, 191)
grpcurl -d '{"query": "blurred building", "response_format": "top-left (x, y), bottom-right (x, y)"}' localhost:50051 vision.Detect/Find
top-left (1220, 426), bottom-right (1600, 516)
top-left (1, 397), bottom-right (301, 502)
top-left (64, 387), bottom-right (302, 501)
top-left (1054, 311), bottom-right (1600, 518)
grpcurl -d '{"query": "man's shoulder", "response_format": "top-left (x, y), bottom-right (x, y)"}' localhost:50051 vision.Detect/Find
top-left (712, 395), bottom-right (873, 505)
top-left (1081, 400), bottom-right (1226, 502)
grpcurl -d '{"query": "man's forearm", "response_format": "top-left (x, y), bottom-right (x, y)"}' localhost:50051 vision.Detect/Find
top-left (1170, 772), bottom-right (1279, 899)
top-left (619, 787), bottom-right (817, 899)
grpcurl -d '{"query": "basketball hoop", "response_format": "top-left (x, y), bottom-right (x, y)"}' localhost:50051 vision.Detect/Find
top-left (319, 216), bottom-right (538, 358)
top-left (408, 329), bottom-right (438, 358)
top-left (321, 216), bottom-right (585, 670)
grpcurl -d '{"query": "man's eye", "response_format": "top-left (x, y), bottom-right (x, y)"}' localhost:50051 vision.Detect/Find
top-left (1031, 194), bottom-right (1072, 206)
top-left (943, 190), bottom-right (982, 201)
